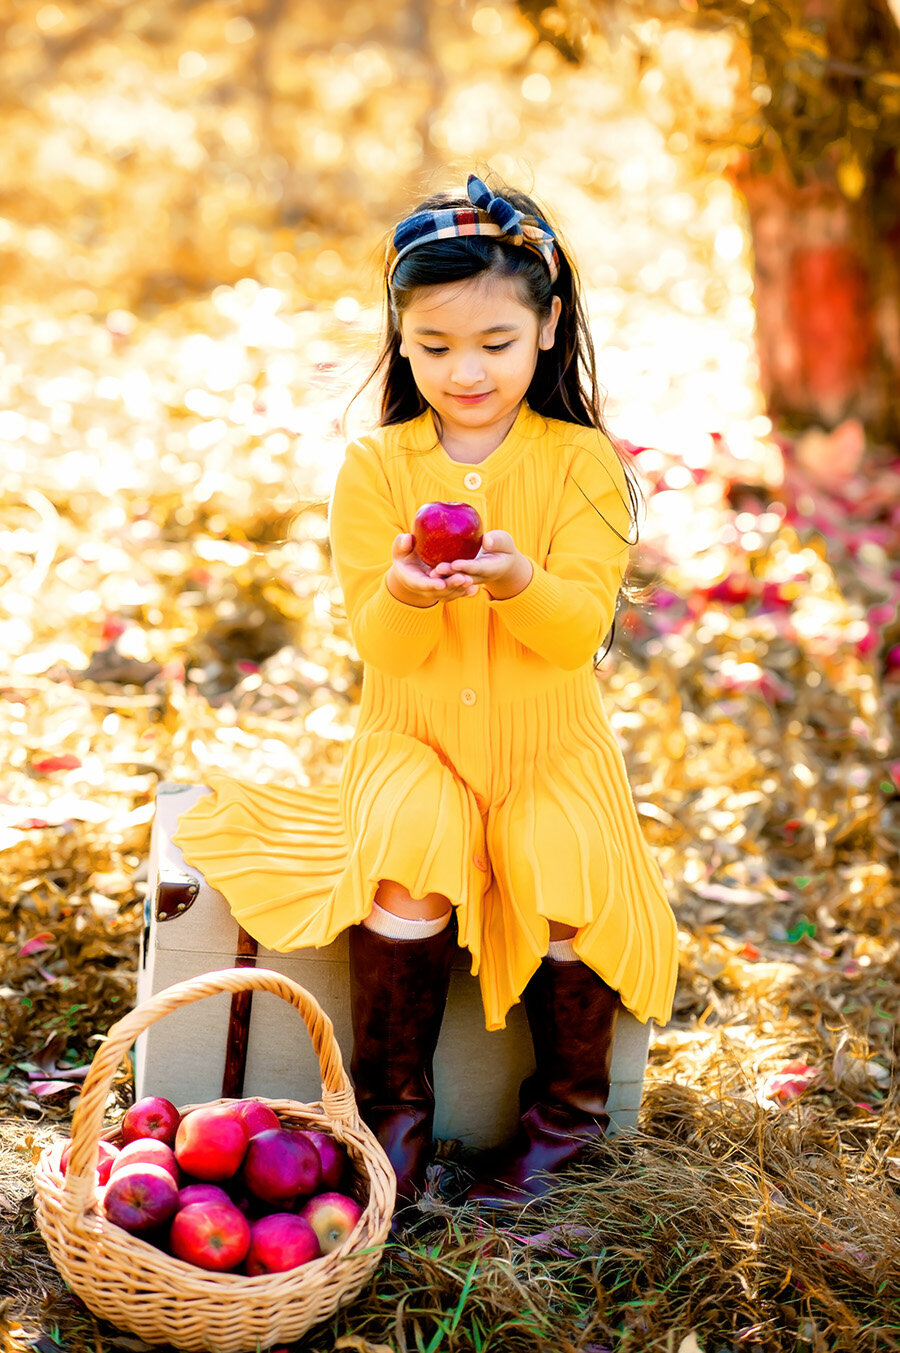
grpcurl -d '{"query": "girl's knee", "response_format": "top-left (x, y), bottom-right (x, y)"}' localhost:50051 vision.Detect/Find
top-left (375, 878), bottom-right (452, 920)
top-left (547, 921), bottom-right (577, 941)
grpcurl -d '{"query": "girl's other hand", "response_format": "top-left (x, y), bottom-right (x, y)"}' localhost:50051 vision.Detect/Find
top-left (387, 533), bottom-right (479, 606)
top-left (430, 531), bottom-right (529, 599)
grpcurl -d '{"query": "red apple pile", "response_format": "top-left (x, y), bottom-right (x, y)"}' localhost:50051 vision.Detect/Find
top-left (57, 1095), bottom-right (364, 1275)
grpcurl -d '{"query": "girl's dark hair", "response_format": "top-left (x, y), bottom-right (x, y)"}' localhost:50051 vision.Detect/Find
top-left (345, 172), bottom-right (653, 666)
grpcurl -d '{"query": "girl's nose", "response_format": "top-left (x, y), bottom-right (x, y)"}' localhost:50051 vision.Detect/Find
top-left (450, 353), bottom-right (486, 387)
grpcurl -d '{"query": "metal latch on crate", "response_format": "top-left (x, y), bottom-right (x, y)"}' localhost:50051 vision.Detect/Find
top-left (155, 874), bottom-right (200, 921)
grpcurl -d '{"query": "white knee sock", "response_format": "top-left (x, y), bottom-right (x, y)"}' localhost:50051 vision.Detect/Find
top-left (363, 899), bottom-right (452, 939)
top-left (546, 936), bottom-right (579, 962)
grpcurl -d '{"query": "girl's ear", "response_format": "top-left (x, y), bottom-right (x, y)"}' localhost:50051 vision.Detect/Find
top-left (398, 325), bottom-right (408, 358)
top-left (538, 295), bottom-right (563, 350)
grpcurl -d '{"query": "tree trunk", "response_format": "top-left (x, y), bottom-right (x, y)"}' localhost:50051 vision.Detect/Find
top-left (724, 0), bottom-right (900, 445)
top-left (727, 146), bottom-right (900, 445)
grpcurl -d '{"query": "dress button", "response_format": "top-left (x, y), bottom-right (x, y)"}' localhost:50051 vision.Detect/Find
top-left (460, 688), bottom-right (477, 705)
top-left (463, 471), bottom-right (482, 490)
top-left (474, 854), bottom-right (489, 872)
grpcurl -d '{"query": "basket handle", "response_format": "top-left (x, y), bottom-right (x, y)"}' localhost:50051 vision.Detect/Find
top-left (63, 967), bottom-right (358, 1202)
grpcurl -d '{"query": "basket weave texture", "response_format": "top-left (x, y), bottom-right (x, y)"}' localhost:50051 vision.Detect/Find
top-left (34, 967), bottom-right (396, 1353)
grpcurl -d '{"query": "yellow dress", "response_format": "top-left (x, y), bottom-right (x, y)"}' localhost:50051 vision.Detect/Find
top-left (171, 400), bottom-right (679, 1030)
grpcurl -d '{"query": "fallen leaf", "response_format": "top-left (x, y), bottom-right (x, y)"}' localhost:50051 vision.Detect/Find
top-left (18, 932), bottom-right (55, 957)
top-left (31, 754), bottom-right (82, 773)
top-left (333, 1338), bottom-right (396, 1353)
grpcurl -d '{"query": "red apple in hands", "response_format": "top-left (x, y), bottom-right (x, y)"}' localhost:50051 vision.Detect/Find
top-left (109, 1138), bottom-right (180, 1183)
top-left (121, 1095), bottom-right (180, 1146)
top-left (174, 1105), bottom-right (249, 1181)
top-left (242, 1128), bottom-right (321, 1204)
top-left (244, 1213), bottom-right (320, 1275)
top-left (103, 1163), bottom-right (180, 1234)
top-left (413, 502), bottom-right (483, 568)
top-left (170, 1201), bottom-right (251, 1272)
top-left (299, 1191), bottom-right (363, 1254)
top-left (302, 1129), bottom-right (347, 1190)
top-left (232, 1099), bottom-right (280, 1138)
top-left (60, 1137), bottom-right (120, 1184)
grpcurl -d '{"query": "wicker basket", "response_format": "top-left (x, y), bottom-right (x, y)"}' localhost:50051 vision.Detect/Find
top-left (34, 967), bottom-right (396, 1353)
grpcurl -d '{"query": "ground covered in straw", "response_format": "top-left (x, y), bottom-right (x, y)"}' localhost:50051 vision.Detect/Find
top-left (1, 297), bottom-right (898, 1348)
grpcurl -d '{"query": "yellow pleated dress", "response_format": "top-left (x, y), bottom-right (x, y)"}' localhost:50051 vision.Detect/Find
top-left (171, 400), bottom-right (679, 1031)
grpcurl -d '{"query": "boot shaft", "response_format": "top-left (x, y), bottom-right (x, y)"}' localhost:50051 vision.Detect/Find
top-left (521, 957), bottom-right (620, 1117)
top-left (348, 913), bottom-right (458, 1207)
top-left (348, 913), bottom-right (458, 1108)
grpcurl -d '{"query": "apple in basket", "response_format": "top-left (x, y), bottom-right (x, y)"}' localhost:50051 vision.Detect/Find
top-left (170, 1200), bottom-right (251, 1272)
top-left (242, 1128), bottom-right (321, 1204)
top-left (109, 1138), bottom-right (180, 1183)
top-left (232, 1098), bottom-right (280, 1138)
top-left (413, 502), bottom-right (483, 568)
top-left (303, 1128), bottom-right (347, 1190)
top-left (299, 1191), bottom-right (363, 1255)
top-left (121, 1095), bottom-right (181, 1146)
top-left (60, 1137), bottom-right (120, 1185)
top-left (174, 1105), bottom-right (249, 1181)
top-left (244, 1212), bottom-right (320, 1275)
top-left (103, 1163), bottom-right (180, 1234)
top-left (178, 1183), bottom-right (232, 1209)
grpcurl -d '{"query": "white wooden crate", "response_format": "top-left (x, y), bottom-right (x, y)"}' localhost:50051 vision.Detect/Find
top-left (136, 782), bottom-right (654, 1148)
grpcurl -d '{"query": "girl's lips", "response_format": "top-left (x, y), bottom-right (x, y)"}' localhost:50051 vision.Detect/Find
top-left (453, 393), bottom-right (491, 403)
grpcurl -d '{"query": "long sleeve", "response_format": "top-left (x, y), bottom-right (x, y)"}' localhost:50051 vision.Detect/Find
top-left (328, 437), bottom-right (443, 678)
top-left (486, 435), bottom-right (633, 670)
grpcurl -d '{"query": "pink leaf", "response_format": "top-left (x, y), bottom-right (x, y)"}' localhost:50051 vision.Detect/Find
top-left (29, 1079), bottom-right (79, 1097)
top-left (767, 1060), bottom-right (819, 1103)
top-left (19, 932), bottom-right (54, 957)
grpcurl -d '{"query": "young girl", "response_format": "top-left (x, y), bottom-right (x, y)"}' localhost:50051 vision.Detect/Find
top-left (172, 171), bottom-right (679, 1215)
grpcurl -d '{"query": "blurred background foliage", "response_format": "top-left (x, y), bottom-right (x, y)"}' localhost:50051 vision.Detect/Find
top-left (2, 4), bottom-right (900, 1349)
top-left (0, 0), bottom-right (754, 310)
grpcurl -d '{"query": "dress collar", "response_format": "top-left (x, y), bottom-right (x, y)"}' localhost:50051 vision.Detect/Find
top-left (401, 399), bottom-right (543, 487)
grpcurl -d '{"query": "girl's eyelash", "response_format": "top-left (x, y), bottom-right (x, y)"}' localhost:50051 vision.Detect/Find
top-left (421, 342), bottom-right (513, 355)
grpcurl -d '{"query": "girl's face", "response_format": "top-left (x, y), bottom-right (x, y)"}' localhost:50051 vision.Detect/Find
top-left (398, 275), bottom-right (562, 450)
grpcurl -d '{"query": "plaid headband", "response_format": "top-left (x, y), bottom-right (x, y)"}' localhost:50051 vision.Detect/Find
top-left (385, 173), bottom-right (560, 285)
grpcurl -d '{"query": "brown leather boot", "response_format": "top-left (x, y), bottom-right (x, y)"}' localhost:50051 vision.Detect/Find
top-left (348, 913), bottom-right (458, 1213)
top-left (466, 957), bottom-right (620, 1209)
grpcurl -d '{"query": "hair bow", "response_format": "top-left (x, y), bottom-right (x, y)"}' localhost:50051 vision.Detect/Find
top-left (466, 175), bottom-right (527, 241)
top-left (385, 174), bottom-right (560, 284)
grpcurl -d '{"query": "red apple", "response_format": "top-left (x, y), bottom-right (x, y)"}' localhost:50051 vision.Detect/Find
top-left (170, 1201), bottom-right (251, 1272)
top-left (302, 1129), bottom-right (347, 1190)
top-left (242, 1128), bottom-right (321, 1204)
top-left (244, 1212), bottom-right (319, 1275)
top-left (121, 1095), bottom-right (180, 1146)
top-left (103, 1163), bottom-right (180, 1234)
top-left (109, 1138), bottom-right (180, 1183)
top-left (174, 1105), bottom-right (249, 1181)
top-left (60, 1137), bottom-right (120, 1184)
top-left (232, 1099), bottom-right (280, 1138)
top-left (412, 502), bottom-right (483, 568)
top-left (299, 1191), bottom-right (363, 1255)
top-left (178, 1183), bottom-right (232, 1209)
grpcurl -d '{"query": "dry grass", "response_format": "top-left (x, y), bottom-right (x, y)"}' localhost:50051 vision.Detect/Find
top-left (3, 1078), bottom-right (900, 1352)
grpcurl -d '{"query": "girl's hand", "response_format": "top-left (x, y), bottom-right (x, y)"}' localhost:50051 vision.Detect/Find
top-left (387, 533), bottom-right (480, 605)
top-left (431, 531), bottom-right (530, 599)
